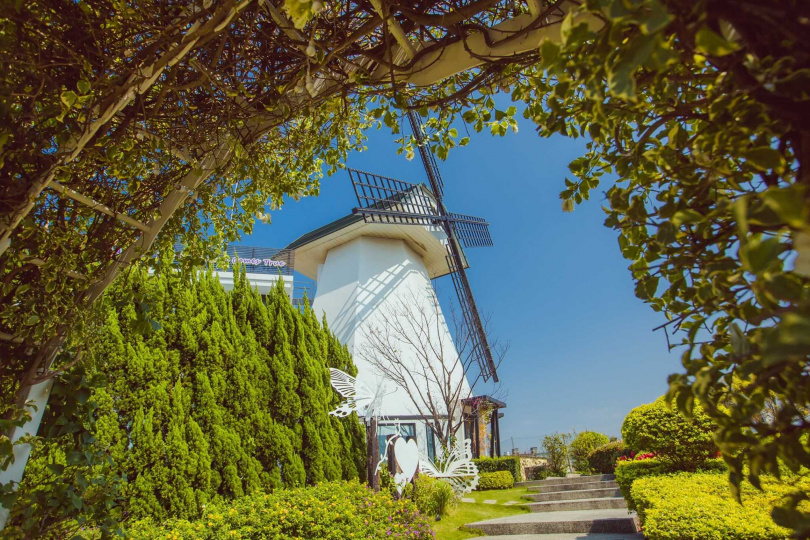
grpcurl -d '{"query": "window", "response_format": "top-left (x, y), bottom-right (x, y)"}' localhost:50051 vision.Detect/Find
top-left (377, 423), bottom-right (415, 457)
top-left (425, 426), bottom-right (436, 462)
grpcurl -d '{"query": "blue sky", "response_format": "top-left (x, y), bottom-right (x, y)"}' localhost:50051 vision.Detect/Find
top-left (243, 109), bottom-right (681, 452)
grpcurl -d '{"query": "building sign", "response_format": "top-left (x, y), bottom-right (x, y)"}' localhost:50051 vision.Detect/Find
top-left (230, 256), bottom-right (287, 268)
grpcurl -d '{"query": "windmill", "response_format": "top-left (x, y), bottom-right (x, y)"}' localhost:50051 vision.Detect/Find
top-left (346, 111), bottom-right (498, 383)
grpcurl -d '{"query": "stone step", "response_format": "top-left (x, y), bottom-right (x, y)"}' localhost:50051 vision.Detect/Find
top-left (524, 498), bottom-right (628, 513)
top-left (516, 475), bottom-right (614, 488)
top-left (475, 533), bottom-right (644, 540)
top-left (529, 481), bottom-right (618, 493)
top-left (523, 487), bottom-right (623, 502)
top-left (467, 509), bottom-right (639, 536)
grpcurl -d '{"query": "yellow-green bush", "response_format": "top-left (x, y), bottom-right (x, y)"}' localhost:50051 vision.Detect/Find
top-left (570, 431), bottom-right (610, 473)
top-left (477, 471), bottom-right (514, 490)
top-left (126, 481), bottom-right (433, 539)
top-left (406, 475), bottom-right (457, 519)
top-left (631, 472), bottom-right (809, 540)
top-left (622, 397), bottom-right (716, 470)
top-left (615, 458), bottom-right (726, 509)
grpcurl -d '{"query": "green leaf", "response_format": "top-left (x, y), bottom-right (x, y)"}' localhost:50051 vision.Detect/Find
top-left (562, 199), bottom-right (575, 213)
top-left (539, 39), bottom-right (560, 68)
top-left (60, 90), bottom-right (78, 108)
top-left (671, 209), bottom-right (703, 225)
top-left (695, 26), bottom-right (740, 57)
top-left (638, 0), bottom-right (673, 35)
top-left (739, 235), bottom-right (784, 274)
top-left (76, 80), bottom-right (91, 94)
top-left (743, 147), bottom-right (785, 172)
top-left (760, 186), bottom-right (808, 228)
top-left (25, 314), bottom-right (40, 326)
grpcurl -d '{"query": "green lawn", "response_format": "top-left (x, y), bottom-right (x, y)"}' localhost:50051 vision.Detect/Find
top-left (433, 487), bottom-right (531, 540)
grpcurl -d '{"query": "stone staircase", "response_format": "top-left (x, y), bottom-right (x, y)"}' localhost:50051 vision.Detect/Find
top-left (466, 474), bottom-right (642, 540)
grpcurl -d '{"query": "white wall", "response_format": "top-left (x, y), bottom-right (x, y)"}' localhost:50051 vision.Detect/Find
top-left (215, 271), bottom-right (294, 298)
top-left (312, 236), bottom-right (471, 455)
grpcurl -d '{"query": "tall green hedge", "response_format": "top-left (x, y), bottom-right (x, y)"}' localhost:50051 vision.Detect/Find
top-left (472, 456), bottom-right (522, 482)
top-left (25, 267), bottom-right (366, 523)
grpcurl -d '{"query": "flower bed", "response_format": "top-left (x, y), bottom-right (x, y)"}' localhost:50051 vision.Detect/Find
top-left (127, 481), bottom-right (434, 539)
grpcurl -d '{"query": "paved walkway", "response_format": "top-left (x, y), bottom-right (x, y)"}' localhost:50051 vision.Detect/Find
top-left (465, 474), bottom-right (642, 540)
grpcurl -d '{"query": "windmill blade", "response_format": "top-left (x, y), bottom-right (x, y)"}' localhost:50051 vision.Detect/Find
top-left (448, 213), bottom-right (493, 248)
top-left (406, 110), bottom-right (445, 197)
top-left (445, 239), bottom-right (499, 382)
top-left (348, 168), bottom-right (443, 225)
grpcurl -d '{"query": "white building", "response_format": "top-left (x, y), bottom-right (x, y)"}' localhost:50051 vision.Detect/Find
top-left (285, 196), bottom-right (476, 461)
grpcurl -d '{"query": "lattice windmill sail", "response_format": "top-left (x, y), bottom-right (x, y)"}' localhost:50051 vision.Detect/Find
top-left (346, 110), bottom-right (498, 382)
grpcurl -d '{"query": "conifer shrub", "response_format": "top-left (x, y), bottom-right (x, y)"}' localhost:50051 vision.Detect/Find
top-left (22, 266), bottom-right (367, 525)
top-left (622, 397), bottom-right (716, 471)
top-left (127, 481), bottom-right (434, 539)
top-left (569, 431), bottom-right (610, 473)
top-left (587, 440), bottom-right (631, 474)
top-left (476, 471), bottom-right (514, 490)
top-left (631, 472), bottom-right (808, 540)
top-left (472, 456), bottom-right (522, 482)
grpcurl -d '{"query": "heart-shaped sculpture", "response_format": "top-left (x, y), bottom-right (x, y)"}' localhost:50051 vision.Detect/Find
top-left (394, 437), bottom-right (419, 482)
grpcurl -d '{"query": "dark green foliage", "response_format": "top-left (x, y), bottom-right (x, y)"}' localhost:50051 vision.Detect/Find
top-left (569, 431), bottom-right (610, 474)
top-left (542, 433), bottom-right (571, 476)
top-left (525, 464), bottom-right (563, 481)
top-left (2, 367), bottom-right (126, 539)
top-left (19, 266), bottom-right (365, 528)
top-left (622, 397), bottom-right (717, 470)
top-left (631, 472), bottom-right (809, 540)
top-left (127, 481), bottom-right (434, 539)
top-left (471, 456), bottom-right (522, 482)
top-left (476, 471), bottom-right (514, 490)
top-left (587, 441), bottom-right (631, 474)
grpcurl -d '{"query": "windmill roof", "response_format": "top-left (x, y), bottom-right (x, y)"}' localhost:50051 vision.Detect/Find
top-left (286, 183), bottom-right (468, 280)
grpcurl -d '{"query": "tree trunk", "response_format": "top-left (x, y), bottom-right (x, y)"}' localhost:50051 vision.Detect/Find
top-left (366, 418), bottom-right (380, 492)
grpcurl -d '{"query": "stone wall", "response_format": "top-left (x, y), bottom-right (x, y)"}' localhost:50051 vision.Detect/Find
top-left (519, 456), bottom-right (548, 480)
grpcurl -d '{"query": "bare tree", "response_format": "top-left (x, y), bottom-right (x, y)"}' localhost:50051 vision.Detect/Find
top-left (357, 284), bottom-right (507, 451)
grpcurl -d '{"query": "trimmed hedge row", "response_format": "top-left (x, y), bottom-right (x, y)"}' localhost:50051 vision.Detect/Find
top-left (126, 481), bottom-right (434, 539)
top-left (615, 458), bottom-right (726, 510)
top-left (631, 472), bottom-right (806, 540)
top-left (472, 456), bottom-right (522, 482)
top-left (477, 471), bottom-right (515, 490)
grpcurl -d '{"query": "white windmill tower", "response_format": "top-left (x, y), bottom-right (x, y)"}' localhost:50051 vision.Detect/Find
top-left (286, 111), bottom-right (499, 461)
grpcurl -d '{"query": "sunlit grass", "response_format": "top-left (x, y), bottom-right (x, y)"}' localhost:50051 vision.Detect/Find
top-left (432, 487), bottom-right (531, 540)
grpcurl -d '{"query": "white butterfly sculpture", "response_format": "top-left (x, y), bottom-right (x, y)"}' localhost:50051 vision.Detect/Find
top-left (419, 438), bottom-right (479, 494)
top-left (328, 368), bottom-right (387, 421)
